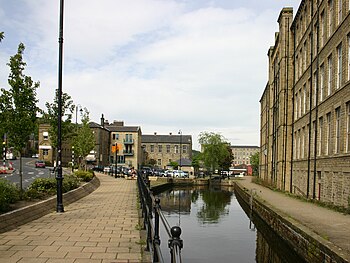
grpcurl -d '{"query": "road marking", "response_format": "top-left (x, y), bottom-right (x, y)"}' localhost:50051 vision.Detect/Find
top-left (28, 172), bottom-right (34, 175)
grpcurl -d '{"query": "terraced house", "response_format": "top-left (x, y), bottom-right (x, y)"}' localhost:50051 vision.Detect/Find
top-left (260, 0), bottom-right (350, 207)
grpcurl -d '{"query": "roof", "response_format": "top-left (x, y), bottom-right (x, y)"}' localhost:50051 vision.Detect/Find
top-left (231, 145), bottom-right (259, 149)
top-left (141, 134), bottom-right (192, 144)
top-left (175, 158), bottom-right (192, 166)
top-left (106, 125), bottom-right (141, 133)
top-left (89, 122), bottom-right (110, 131)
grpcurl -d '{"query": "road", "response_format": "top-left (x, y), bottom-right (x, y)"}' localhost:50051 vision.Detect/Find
top-left (1, 157), bottom-right (54, 189)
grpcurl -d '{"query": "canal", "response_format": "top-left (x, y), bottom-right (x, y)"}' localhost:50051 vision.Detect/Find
top-left (155, 185), bottom-right (306, 263)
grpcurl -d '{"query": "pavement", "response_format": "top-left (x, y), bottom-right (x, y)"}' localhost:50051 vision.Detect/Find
top-left (0, 173), bottom-right (146, 263)
top-left (237, 176), bottom-right (350, 261)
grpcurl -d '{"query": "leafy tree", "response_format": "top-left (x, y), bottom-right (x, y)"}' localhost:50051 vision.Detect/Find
top-left (169, 161), bottom-right (179, 169)
top-left (0, 43), bottom-right (39, 190)
top-left (198, 132), bottom-right (230, 175)
top-left (250, 152), bottom-right (259, 176)
top-left (218, 144), bottom-right (234, 171)
top-left (0, 32), bottom-right (4, 42)
top-left (42, 89), bottom-right (75, 148)
top-left (72, 109), bottom-right (95, 170)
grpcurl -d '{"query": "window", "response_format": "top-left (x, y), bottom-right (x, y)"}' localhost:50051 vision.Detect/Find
top-left (125, 134), bottom-right (132, 142)
top-left (297, 130), bottom-right (301, 159)
top-left (301, 127), bottom-right (305, 158)
top-left (329, 0), bottom-right (334, 37)
top-left (321, 11), bottom-right (325, 46)
top-left (294, 132), bottom-right (297, 160)
top-left (335, 107), bottom-right (341, 153)
top-left (338, 0), bottom-right (342, 24)
top-left (347, 103), bottom-right (350, 152)
top-left (312, 121), bottom-right (316, 157)
top-left (348, 35), bottom-right (350, 80)
top-left (175, 145), bottom-right (179, 154)
top-left (313, 72), bottom-right (317, 106)
top-left (295, 93), bottom-right (298, 119)
top-left (158, 145), bottom-right (162, 153)
top-left (296, 55), bottom-right (299, 80)
top-left (326, 112), bottom-right (331, 155)
top-left (150, 145), bottom-right (154, 153)
top-left (320, 64), bottom-right (324, 101)
top-left (318, 117), bottom-right (323, 156)
top-left (157, 159), bottom-right (161, 166)
top-left (112, 133), bottom-right (119, 140)
top-left (299, 90), bottom-right (302, 117)
top-left (182, 145), bottom-right (187, 154)
top-left (43, 131), bottom-right (49, 140)
top-left (336, 43), bottom-right (342, 89)
top-left (303, 84), bottom-right (306, 114)
top-left (166, 145), bottom-right (170, 153)
top-left (43, 149), bottom-right (49, 156)
top-left (328, 55), bottom-right (333, 95)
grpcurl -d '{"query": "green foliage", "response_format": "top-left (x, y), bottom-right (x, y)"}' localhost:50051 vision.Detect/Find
top-left (0, 43), bottom-right (39, 153)
top-left (218, 145), bottom-right (234, 171)
top-left (250, 152), bottom-right (259, 176)
top-left (74, 170), bottom-right (94, 182)
top-left (42, 89), bottom-right (75, 148)
top-left (198, 132), bottom-right (231, 174)
top-left (0, 32), bottom-right (4, 42)
top-left (0, 179), bottom-right (20, 212)
top-left (169, 161), bottom-right (179, 169)
top-left (72, 110), bottom-right (95, 169)
top-left (62, 175), bottom-right (80, 192)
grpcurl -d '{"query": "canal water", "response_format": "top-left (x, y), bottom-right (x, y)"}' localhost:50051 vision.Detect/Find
top-left (156, 185), bottom-right (306, 263)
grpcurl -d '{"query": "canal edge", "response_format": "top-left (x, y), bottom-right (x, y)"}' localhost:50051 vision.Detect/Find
top-left (234, 181), bottom-right (349, 263)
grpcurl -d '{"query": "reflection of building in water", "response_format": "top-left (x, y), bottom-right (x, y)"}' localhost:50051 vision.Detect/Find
top-left (157, 189), bottom-right (192, 214)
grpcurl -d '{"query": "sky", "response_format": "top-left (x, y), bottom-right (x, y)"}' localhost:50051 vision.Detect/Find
top-left (0, 0), bottom-right (301, 150)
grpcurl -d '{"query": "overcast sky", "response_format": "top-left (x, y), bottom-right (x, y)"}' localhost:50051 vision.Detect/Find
top-left (0, 0), bottom-right (301, 150)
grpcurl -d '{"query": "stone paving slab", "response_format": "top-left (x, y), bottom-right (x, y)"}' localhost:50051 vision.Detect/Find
top-left (0, 173), bottom-right (147, 263)
top-left (238, 176), bottom-right (350, 261)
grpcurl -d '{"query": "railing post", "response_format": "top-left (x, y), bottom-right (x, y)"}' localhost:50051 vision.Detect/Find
top-left (168, 226), bottom-right (183, 263)
top-left (153, 198), bottom-right (161, 262)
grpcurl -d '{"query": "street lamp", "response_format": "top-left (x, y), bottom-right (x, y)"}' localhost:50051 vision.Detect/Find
top-left (56, 0), bottom-right (65, 213)
top-left (178, 130), bottom-right (182, 171)
top-left (75, 104), bottom-right (83, 125)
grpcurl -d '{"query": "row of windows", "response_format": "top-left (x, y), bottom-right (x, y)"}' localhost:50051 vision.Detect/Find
top-left (111, 133), bottom-right (133, 141)
top-left (294, 35), bottom-right (350, 120)
top-left (144, 144), bottom-right (188, 154)
top-left (295, 0), bottom-right (350, 48)
top-left (294, 102), bottom-right (350, 159)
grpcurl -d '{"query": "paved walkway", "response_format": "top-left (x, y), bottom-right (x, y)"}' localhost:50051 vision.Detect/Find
top-left (0, 173), bottom-right (145, 263)
top-left (237, 176), bottom-right (350, 261)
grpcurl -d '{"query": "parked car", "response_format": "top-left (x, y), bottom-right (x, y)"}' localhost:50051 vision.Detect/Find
top-left (35, 160), bottom-right (46, 168)
top-left (103, 166), bottom-right (111, 173)
top-left (141, 167), bottom-right (153, 176)
top-left (173, 170), bottom-right (188, 178)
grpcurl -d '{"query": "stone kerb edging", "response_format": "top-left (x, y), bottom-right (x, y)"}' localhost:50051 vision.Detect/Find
top-left (234, 182), bottom-right (348, 263)
top-left (0, 175), bottom-right (100, 234)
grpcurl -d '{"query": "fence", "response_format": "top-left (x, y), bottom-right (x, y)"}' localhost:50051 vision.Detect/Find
top-left (137, 172), bottom-right (183, 263)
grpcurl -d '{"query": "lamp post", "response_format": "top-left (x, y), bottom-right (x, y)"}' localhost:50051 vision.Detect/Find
top-left (56, 0), bottom-right (65, 213)
top-left (75, 104), bottom-right (82, 125)
top-left (178, 130), bottom-right (182, 171)
top-left (2, 140), bottom-right (6, 167)
top-left (71, 146), bottom-right (74, 173)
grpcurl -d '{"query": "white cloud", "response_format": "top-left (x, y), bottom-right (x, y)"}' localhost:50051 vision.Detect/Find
top-left (0, 0), bottom-right (301, 150)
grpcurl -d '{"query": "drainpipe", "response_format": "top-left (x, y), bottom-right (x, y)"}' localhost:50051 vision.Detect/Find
top-left (290, 23), bottom-right (296, 194)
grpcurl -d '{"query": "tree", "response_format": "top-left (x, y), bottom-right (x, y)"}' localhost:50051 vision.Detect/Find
top-left (250, 152), bottom-right (259, 176)
top-left (0, 43), bottom-right (39, 190)
top-left (0, 32), bottom-right (4, 42)
top-left (169, 161), bottom-right (179, 169)
top-left (42, 89), bottom-right (75, 149)
top-left (198, 132), bottom-right (230, 175)
top-left (218, 145), bottom-right (234, 171)
top-left (72, 109), bottom-right (95, 170)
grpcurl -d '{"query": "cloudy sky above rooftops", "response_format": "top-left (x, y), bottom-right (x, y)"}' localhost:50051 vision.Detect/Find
top-left (0, 0), bottom-right (300, 150)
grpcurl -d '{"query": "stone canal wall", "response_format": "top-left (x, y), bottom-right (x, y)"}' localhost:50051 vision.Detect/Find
top-left (234, 182), bottom-right (348, 263)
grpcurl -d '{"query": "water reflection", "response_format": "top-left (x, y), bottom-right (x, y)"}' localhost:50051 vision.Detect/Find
top-left (156, 185), bottom-right (305, 263)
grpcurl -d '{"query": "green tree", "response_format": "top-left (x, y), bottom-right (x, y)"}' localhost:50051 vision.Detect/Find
top-left (250, 152), bottom-right (259, 176)
top-left (0, 32), bottom-right (4, 42)
top-left (0, 43), bottom-right (39, 190)
top-left (42, 89), bottom-right (75, 148)
top-left (198, 132), bottom-right (230, 176)
top-left (218, 144), bottom-right (233, 171)
top-left (72, 109), bottom-right (95, 170)
top-left (169, 161), bottom-right (179, 169)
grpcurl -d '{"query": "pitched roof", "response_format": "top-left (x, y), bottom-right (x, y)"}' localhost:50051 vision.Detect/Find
top-left (106, 125), bottom-right (141, 133)
top-left (141, 134), bottom-right (192, 144)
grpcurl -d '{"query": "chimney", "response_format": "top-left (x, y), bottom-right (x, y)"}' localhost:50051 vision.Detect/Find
top-left (100, 114), bottom-right (105, 128)
top-left (169, 132), bottom-right (172, 136)
top-left (154, 132), bottom-right (157, 135)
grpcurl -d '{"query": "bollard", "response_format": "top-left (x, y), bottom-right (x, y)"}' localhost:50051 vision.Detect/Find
top-left (153, 198), bottom-right (161, 262)
top-left (168, 226), bottom-right (183, 263)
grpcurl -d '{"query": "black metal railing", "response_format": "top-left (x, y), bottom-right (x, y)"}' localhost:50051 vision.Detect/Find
top-left (137, 171), bottom-right (183, 263)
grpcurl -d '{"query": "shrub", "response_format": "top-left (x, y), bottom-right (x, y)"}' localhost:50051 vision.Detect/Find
top-left (74, 170), bottom-right (94, 182)
top-left (0, 179), bottom-right (20, 212)
top-left (27, 178), bottom-right (57, 198)
top-left (62, 174), bottom-right (80, 192)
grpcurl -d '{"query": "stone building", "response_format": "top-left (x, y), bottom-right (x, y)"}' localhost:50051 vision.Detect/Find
top-left (260, 1), bottom-right (350, 207)
top-left (231, 145), bottom-right (259, 165)
top-left (105, 121), bottom-right (142, 169)
top-left (141, 133), bottom-right (192, 169)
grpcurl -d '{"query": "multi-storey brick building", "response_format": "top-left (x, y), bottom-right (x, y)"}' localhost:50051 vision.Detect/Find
top-left (231, 145), bottom-right (259, 165)
top-left (105, 121), bottom-right (142, 169)
top-left (260, 1), bottom-right (350, 207)
top-left (141, 133), bottom-right (192, 169)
